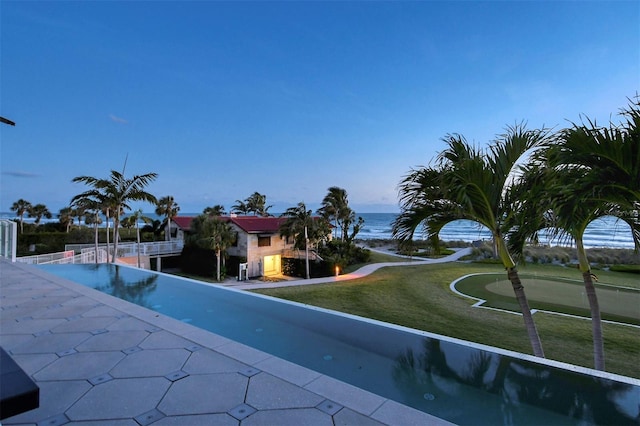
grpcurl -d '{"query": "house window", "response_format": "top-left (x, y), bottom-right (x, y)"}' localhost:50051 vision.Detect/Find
top-left (258, 236), bottom-right (271, 247)
top-left (231, 232), bottom-right (238, 247)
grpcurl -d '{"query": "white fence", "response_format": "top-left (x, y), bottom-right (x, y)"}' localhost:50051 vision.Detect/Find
top-left (77, 241), bottom-right (183, 260)
top-left (16, 241), bottom-right (183, 266)
top-left (16, 250), bottom-right (77, 265)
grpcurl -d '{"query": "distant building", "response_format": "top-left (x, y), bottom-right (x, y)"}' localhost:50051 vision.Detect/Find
top-left (168, 215), bottom-right (325, 278)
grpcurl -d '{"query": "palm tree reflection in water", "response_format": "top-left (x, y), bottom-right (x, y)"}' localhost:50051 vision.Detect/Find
top-left (90, 264), bottom-right (158, 308)
top-left (393, 339), bottom-right (636, 425)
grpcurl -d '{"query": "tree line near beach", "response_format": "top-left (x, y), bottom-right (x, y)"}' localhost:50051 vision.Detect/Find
top-left (10, 181), bottom-right (369, 280)
top-left (8, 97), bottom-right (639, 371)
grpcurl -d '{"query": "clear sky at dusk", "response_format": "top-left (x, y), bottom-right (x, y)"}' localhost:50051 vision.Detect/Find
top-left (1, 1), bottom-right (638, 215)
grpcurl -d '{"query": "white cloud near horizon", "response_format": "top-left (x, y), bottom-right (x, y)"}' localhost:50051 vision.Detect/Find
top-left (109, 114), bottom-right (128, 124)
top-left (2, 171), bottom-right (40, 178)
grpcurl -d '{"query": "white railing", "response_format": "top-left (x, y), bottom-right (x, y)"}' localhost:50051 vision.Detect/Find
top-left (17, 241), bottom-right (183, 266)
top-left (282, 249), bottom-right (323, 261)
top-left (16, 250), bottom-right (76, 265)
top-left (38, 249), bottom-right (108, 265)
top-left (79, 240), bottom-right (184, 259)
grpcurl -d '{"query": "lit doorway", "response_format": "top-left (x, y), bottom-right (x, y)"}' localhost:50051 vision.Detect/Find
top-left (262, 255), bottom-right (281, 276)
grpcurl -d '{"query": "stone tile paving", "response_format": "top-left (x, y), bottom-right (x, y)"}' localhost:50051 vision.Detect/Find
top-left (1, 260), bottom-right (452, 425)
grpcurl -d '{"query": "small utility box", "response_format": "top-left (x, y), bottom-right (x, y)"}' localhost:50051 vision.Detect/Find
top-left (238, 263), bottom-right (248, 281)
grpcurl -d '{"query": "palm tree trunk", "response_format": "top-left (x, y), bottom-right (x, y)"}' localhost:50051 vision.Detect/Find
top-left (136, 221), bottom-right (141, 268)
top-left (506, 267), bottom-right (545, 358)
top-left (305, 226), bottom-right (310, 279)
top-left (496, 235), bottom-right (545, 358)
top-left (94, 212), bottom-right (99, 264)
top-left (113, 215), bottom-right (120, 264)
top-left (216, 249), bottom-right (221, 281)
top-left (576, 238), bottom-right (605, 370)
top-left (105, 209), bottom-right (111, 263)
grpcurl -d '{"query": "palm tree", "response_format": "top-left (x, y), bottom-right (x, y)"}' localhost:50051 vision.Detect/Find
top-left (10, 199), bottom-right (32, 232)
top-left (189, 215), bottom-right (235, 281)
top-left (203, 204), bottom-right (226, 216)
top-left (72, 204), bottom-right (86, 228)
top-left (393, 124), bottom-right (550, 358)
top-left (122, 209), bottom-right (153, 268)
top-left (231, 199), bottom-right (250, 215)
top-left (546, 98), bottom-right (640, 249)
top-left (72, 169), bottom-right (157, 263)
top-left (280, 202), bottom-right (326, 279)
top-left (100, 198), bottom-right (117, 262)
top-left (247, 192), bottom-right (272, 217)
top-left (155, 196), bottom-right (180, 241)
top-left (523, 100), bottom-right (640, 370)
top-left (317, 187), bottom-right (364, 243)
top-left (58, 207), bottom-right (74, 232)
top-left (393, 167), bottom-right (460, 255)
top-left (318, 187), bottom-right (347, 240)
top-left (73, 196), bottom-right (103, 264)
top-left (28, 203), bottom-right (52, 225)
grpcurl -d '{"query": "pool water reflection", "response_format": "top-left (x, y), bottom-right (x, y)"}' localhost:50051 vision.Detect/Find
top-left (38, 264), bottom-right (640, 425)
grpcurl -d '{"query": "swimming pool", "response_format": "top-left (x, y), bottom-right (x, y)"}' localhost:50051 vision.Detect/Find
top-left (38, 264), bottom-right (640, 425)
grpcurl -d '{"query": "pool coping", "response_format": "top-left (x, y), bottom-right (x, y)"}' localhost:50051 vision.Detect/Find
top-left (2, 260), bottom-right (453, 425)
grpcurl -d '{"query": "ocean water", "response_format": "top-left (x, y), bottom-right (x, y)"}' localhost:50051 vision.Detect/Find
top-left (1, 212), bottom-right (635, 249)
top-left (354, 213), bottom-right (636, 250)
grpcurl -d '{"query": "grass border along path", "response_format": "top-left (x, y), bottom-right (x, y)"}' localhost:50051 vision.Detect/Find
top-left (253, 261), bottom-right (640, 379)
top-left (451, 273), bottom-right (640, 326)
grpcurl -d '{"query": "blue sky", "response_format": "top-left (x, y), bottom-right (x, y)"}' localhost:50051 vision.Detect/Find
top-left (1, 1), bottom-right (638, 215)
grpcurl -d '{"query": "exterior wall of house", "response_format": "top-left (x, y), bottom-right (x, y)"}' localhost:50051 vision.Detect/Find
top-left (171, 218), bottom-right (298, 278)
top-left (225, 225), bottom-right (294, 277)
top-left (163, 222), bottom-right (183, 241)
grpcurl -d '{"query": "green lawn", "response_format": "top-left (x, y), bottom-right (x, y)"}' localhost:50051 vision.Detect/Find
top-left (252, 262), bottom-right (640, 379)
top-left (455, 273), bottom-right (640, 324)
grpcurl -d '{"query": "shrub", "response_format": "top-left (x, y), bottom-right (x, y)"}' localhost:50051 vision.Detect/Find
top-left (609, 264), bottom-right (640, 274)
top-left (180, 245), bottom-right (216, 277)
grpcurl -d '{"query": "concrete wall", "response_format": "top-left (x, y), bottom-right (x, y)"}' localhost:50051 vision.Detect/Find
top-left (226, 226), bottom-right (294, 277)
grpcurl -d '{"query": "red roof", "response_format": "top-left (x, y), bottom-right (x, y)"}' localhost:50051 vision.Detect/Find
top-left (172, 215), bottom-right (290, 233)
top-left (172, 216), bottom-right (194, 230)
top-left (229, 216), bottom-right (288, 233)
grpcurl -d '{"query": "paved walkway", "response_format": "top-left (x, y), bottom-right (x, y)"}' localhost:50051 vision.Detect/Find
top-left (1, 260), bottom-right (453, 425)
top-left (229, 248), bottom-right (472, 290)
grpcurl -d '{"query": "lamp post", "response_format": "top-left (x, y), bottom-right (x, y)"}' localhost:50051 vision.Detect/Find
top-left (304, 225), bottom-right (310, 279)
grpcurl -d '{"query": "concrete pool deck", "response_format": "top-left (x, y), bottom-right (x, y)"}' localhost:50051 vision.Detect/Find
top-left (0, 260), bottom-right (452, 425)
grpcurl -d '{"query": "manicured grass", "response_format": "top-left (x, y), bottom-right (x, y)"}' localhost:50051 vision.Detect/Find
top-left (252, 262), bottom-right (640, 378)
top-left (455, 273), bottom-right (640, 324)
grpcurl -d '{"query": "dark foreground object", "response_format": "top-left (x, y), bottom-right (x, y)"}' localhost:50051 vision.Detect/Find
top-left (0, 346), bottom-right (39, 420)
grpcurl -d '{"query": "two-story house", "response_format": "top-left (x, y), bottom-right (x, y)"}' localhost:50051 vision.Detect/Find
top-left (168, 215), bottom-right (321, 278)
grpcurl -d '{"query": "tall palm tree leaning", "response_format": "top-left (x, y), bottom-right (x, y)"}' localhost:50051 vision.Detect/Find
top-left (190, 215), bottom-right (235, 281)
top-left (10, 199), bottom-right (32, 232)
top-left (72, 169), bottom-right (157, 264)
top-left (155, 196), bottom-right (180, 241)
top-left (393, 124), bottom-right (550, 358)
